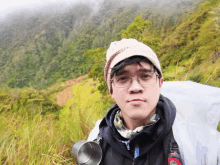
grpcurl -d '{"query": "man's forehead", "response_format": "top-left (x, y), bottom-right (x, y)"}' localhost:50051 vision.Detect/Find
top-left (117, 62), bottom-right (154, 75)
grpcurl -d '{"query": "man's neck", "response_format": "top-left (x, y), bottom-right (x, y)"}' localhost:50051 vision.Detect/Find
top-left (121, 109), bottom-right (156, 130)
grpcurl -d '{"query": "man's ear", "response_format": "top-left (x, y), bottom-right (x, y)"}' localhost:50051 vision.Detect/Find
top-left (160, 77), bottom-right (164, 87)
top-left (161, 77), bottom-right (164, 84)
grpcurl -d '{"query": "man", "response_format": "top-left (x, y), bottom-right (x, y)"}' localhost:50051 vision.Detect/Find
top-left (88, 38), bottom-right (179, 165)
top-left (87, 39), bottom-right (220, 165)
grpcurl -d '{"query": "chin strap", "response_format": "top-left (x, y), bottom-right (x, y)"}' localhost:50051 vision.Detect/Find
top-left (168, 131), bottom-right (183, 165)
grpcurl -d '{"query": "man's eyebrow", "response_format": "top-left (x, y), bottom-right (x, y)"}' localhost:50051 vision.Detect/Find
top-left (140, 68), bottom-right (153, 72)
top-left (116, 69), bottom-right (153, 76)
top-left (116, 70), bottom-right (128, 76)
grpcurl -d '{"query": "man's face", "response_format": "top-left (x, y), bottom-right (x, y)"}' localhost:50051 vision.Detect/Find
top-left (111, 61), bottom-right (163, 126)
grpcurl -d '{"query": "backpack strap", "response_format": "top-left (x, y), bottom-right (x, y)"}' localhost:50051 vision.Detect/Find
top-left (93, 133), bottom-right (109, 165)
top-left (94, 133), bottom-right (102, 145)
top-left (168, 131), bottom-right (183, 165)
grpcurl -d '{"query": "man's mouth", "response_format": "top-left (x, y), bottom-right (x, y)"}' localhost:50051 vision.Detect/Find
top-left (128, 99), bottom-right (145, 102)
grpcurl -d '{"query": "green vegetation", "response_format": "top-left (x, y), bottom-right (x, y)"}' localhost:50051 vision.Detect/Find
top-left (0, 78), bottom-right (113, 164)
top-left (87, 0), bottom-right (220, 92)
top-left (0, 0), bottom-right (206, 89)
top-left (59, 78), bottom-right (113, 143)
top-left (84, 48), bottom-right (108, 94)
top-left (160, 0), bottom-right (220, 85)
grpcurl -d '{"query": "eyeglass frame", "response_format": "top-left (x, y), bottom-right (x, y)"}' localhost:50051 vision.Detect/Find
top-left (110, 69), bottom-right (161, 88)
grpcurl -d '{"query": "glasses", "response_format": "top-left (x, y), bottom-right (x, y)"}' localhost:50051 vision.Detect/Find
top-left (111, 71), bottom-right (160, 88)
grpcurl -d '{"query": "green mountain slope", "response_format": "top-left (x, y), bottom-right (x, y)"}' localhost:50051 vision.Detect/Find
top-left (86, 0), bottom-right (220, 94)
top-left (160, 0), bottom-right (220, 86)
top-left (0, 0), bottom-right (206, 89)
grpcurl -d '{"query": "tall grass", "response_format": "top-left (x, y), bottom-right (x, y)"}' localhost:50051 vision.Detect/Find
top-left (59, 78), bottom-right (113, 143)
top-left (0, 78), bottom-right (113, 164)
top-left (0, 112), bottom-right (74, 165)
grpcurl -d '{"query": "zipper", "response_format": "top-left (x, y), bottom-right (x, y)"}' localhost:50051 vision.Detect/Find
top-left (133, 159), bottom-right (135, 165)
top-left (122, 140), bottom-right (131, 150)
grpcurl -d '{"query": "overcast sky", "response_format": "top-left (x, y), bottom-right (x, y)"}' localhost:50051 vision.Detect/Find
top-left (0, 0), bottom-right (95, 18)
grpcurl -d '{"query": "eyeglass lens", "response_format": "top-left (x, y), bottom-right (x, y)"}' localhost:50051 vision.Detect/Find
top-left (113, 72), bottom-right (157, 88)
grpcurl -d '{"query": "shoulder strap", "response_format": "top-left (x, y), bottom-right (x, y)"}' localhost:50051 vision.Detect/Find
top-left (170, 131), bottom-right (180, 154)
top-left (94, 133), bottom-right (102, 145)
top-left (168, 131), bottom-right (183, 165)
top-left (93, 133), bottom-right (109, 165)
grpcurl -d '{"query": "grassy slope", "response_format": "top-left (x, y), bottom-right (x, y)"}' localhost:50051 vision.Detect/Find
top-left (0, 75), bottom-right (219, 164)
top-left (0, 78), bottom-right (113, 164)
top-left (161, 0), bottom-right (220, 87)
top-left (59, 78), bottom-right (113, 143)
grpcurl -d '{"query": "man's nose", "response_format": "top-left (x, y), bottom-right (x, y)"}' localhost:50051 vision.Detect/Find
top-left (128, 78), bottom-right (144, 93)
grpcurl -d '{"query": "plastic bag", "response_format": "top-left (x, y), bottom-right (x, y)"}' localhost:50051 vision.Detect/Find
top-left (161, 81), bottom-right (220, 165)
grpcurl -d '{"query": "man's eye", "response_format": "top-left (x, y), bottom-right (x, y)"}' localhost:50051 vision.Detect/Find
top-left (141, 74), bottom-right (151, 79)
top-left (117, 76), bottom-right (129, 82)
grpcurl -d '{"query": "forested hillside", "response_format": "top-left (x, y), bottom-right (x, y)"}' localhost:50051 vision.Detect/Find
top-left (0, 0), bottom-right (207, 89)
top-left (160, 0), bottom-right (220, 85)
top-left (86, 0), bottom-right (220, 93)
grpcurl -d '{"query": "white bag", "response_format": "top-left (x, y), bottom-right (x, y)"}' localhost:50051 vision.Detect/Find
top-left (162, 81), bottom-right (220, 165)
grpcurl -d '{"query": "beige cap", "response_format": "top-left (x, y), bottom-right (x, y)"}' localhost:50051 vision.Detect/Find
top-left (104, 38), bottom-right (162, 93)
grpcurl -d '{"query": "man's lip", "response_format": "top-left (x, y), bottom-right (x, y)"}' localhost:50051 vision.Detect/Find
top-left (128, 99), bottom-right (145, 102)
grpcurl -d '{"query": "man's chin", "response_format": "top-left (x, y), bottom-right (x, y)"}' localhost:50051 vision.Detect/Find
top-left (128, 112), bottom-right (151, 120)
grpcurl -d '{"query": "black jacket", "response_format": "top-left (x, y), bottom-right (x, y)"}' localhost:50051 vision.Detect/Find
top-left (99, 95), bottom-right (177, 165)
